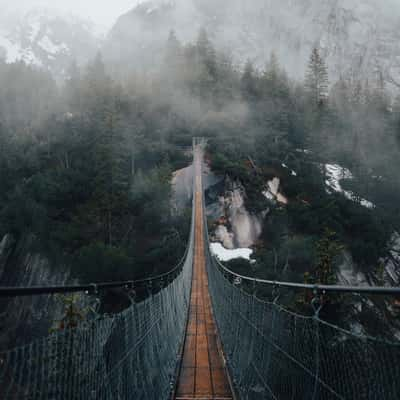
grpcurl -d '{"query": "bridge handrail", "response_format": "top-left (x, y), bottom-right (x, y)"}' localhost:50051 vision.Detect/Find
top-left (0, 142), bottom-right (198, 400)
top-left (0, 248), bottom-right (189, 297)
top-left (0, 145), bottom-right (203, 299)
top-left (198, 139), bottom-right (400, 297)
top-left (211, 257), bottom-right (400, 295)
top-left (199, 144), bottom-right (400, 399)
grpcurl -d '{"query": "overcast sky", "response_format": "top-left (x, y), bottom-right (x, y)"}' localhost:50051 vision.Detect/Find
top-left (0, 0), bottom-right (142, 27)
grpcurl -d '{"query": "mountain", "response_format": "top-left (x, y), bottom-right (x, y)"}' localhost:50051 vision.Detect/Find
top-left (0, 9), bottom-right (102, 79)
top-left (105, 0), bottom-right (400, 90)
top-left (104, 0), bottom-right (187, 76)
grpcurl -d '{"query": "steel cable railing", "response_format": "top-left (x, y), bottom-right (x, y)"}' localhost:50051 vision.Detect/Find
top-left (200, 157), bottom-right (400, 400)
top-left (0, 144), bottom-right (198, 400)
top-left (2, 138), bottom-right (399, 400)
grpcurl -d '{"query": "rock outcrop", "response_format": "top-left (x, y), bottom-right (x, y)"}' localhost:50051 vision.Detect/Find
top-left (0, 234), bottom-right (74, 350)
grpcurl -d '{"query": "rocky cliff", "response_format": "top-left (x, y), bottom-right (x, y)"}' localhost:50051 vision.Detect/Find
top-left (0, 234), bottom-right (74, 350)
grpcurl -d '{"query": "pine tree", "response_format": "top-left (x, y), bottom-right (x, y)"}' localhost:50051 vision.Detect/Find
top-left (65, 60), bottom-right (82, 112)
top-left (80, 56), bottom-right (130, 246)
top-left (94, 103), bottom-right (130, 247)
top-left (0, 121), bottom-right (8, 158)
top-left (86, 53), bottom-right (109, 89)
top-left (164, 30), bottom-right (182, 82)
top-left (0, 122), bottom-right (11, 199)
top-left (195, 28), bottom-right (218, 98)
top-left (393, 95), bottom-right (400, 140)
top-left (263, 52), bottom-right (280, 89)
top-left (241, 60), bottom-right (258, 102)
top-left (330, 77), bottom-right (350, 109)
top-left (214, 52), bottom-right (236, 105)
top-left (368, 70), bottom-right (390, 112)
top-left (314, 229), bottom-right (343, 285)
top-left (305, 47), bottom-right (329, 106)
top-left (83, 52), bottom-right (112, 116)
top-left (196, 29), bottom-right (215, 67)
top-left (262, 52), bottom-right (290, 99)
top-left (352, 80), bottom-right (364, 105)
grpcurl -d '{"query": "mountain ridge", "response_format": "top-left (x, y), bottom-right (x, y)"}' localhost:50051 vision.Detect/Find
top-left (105, 0), bottom-right (400, 90)
top-left (0, 8), bottom-right (102, 79)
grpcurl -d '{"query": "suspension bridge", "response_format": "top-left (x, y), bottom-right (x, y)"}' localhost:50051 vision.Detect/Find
top-left (1, 139), bottom-right (400, 399)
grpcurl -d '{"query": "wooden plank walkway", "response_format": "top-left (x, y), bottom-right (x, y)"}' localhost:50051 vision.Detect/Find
top-left (175, 149), bottom-right (233, 400)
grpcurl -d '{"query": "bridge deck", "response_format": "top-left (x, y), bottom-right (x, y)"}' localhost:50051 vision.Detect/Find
top-left (175, 151), bottom-right (233, 400)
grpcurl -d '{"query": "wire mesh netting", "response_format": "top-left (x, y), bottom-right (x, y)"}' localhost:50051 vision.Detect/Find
top-left (2, 140), bottom-right (400, 400)
top-left (0, 195), bottom-right (195, 400)
top-left (197, 146), bottom-right (400, 399)
top-left (203, 219), bottom-right (400, 399)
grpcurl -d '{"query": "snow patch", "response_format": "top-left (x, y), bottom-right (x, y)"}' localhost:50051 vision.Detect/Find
top-left (0, 7), bottom-right (100, 75)
top-left (29, 20), bottom-right (41, 41)
top-left (324, 164), bottom-right (374, 209)
top-left (0, 36), bottom-right (19, 62)
top-left (38, 36), bottom-right (68, 54)
top-left (325, 164), bottom-right (353, 192)
top-left (281, 163), bottom-right (297, 176)
top-left (262, 189), bottom-right (275, 201)
top-left (20, 48), bottom-right (42, 66)
top-left (210, 242), bottom-right (253, 262)
top-left (295, 148), bottom-right (311, 154)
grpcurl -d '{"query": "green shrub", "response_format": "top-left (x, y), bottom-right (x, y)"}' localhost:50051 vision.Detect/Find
top-left (73, 242), bottom-right (133, 282)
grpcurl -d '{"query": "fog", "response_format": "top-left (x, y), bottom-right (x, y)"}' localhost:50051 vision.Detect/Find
top-left (0, 1), bottom-right (398, 282)
top-left (0, 0), bottom-right (141, 27)
top-left (2, 0), bottom-right (399, 29)
top-left (94, 0), bottom-right (400, 88)
top-left (2, 0), bottom-right (400, 83)
top-left (0, 0), bottom-right (400, 364)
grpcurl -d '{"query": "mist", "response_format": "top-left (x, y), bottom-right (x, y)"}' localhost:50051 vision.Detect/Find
top-left (0, 0), bottom-right (141, 27)
top-left (0, 0), bottom-right (400, 355)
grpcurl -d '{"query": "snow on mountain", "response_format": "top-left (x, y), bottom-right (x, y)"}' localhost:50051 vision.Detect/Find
top-left (105, 0), bottom-right (400, 90)
top-left (324, 163), bottom-right (375, 209)
top-left (0, 35), bottom-right (22, 64)
top-left (0, 8), bottom-right (102, 78)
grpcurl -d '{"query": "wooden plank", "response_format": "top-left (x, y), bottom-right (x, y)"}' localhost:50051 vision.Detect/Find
top-left (175, 147), bottom-right (233, 400)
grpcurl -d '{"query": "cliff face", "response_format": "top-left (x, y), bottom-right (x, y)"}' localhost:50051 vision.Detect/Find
top-left (172, 164), bottom-right (194, 213)
top-left (204, 167), bottom-right (400, 339)
top-left (336, 242), bottom-right (400, 340)
top-left (204, 172), bottom-right (266, 250)
top-left (211, 180), bottom-right (264, 249)
top-left (384, 232), bottom-right (400, 286)
top-left (0, 234), bottom-right (72, 350)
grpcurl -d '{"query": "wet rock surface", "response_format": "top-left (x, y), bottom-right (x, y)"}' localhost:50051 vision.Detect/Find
top-left (0, 234), bottom-right (75, 350)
